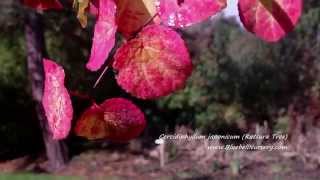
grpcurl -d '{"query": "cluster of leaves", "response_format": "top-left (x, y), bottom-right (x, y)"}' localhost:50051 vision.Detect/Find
top-left (23, 0), bottom-right (303, 141)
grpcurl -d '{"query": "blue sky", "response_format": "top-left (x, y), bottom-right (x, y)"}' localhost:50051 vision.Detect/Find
top-left (222, 0), bottom-right (242, 24)
top-left (224, 0), bottom-right (239, 17)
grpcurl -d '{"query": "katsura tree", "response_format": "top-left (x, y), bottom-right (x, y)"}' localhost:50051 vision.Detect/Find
top-left (22, 0), bottom-right (303, 171)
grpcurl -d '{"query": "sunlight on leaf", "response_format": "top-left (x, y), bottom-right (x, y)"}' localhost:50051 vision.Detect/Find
top-left (115, 0), bottom-right (158, 38)
top-left (42, 59), bottom-right (73, 140)
top-left (113, 25), bottom-right (193, 99)
top-left (156, 0), bottom-right (227, 28)
top-left (74, 0), bottom-right (90, 28)
top-left (86, 0), bottom-right (117, 71)
top-left (238, 0), bottom-right (302, 42)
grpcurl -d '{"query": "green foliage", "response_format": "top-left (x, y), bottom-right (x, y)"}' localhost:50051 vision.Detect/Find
top-left (0, 174), bottom-right (83, 180)
top-left (0, 32), bottom-right (43, 159)
top-left (0, 34), bottom-right (26, 88)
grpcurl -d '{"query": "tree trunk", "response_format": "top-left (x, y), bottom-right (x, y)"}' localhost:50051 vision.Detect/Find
top-left (25, 10), bottom-right (68, 172)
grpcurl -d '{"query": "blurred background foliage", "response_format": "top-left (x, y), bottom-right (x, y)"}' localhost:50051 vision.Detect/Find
top-left (158, 2), bottom-right (320, 135)
top-left (0, 0), bottom-right (319, 159)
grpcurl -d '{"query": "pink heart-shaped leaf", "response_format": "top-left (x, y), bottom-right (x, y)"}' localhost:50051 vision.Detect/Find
top-left (238, 0), bottom-right (302, 42)
top-left (100, 98), bottom-right (146, 142)
top-left (113, 25), bottom-right (193, 99)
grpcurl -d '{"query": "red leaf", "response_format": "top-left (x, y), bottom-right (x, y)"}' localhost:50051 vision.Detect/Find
top-left (238, 0), bottom-right (302, 42)
top-left (115, 0), bottom-right (158, 38)
top-left (23, 0), bottom-right (63, 10)
top-left (100, 98), bottom-right (146, 142)
top-left (74, 98), bottom-right (146, 142)
top-left (42, 59), bottom-right (73, 140)
top-left (86, 0), bottom-right (117, 71)
top-left (156, 0), bottom-right (227, 28)
top-left (113, 25), bottom-right (193, 99)
top-left (74, 104), bottom-right (107, 140)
